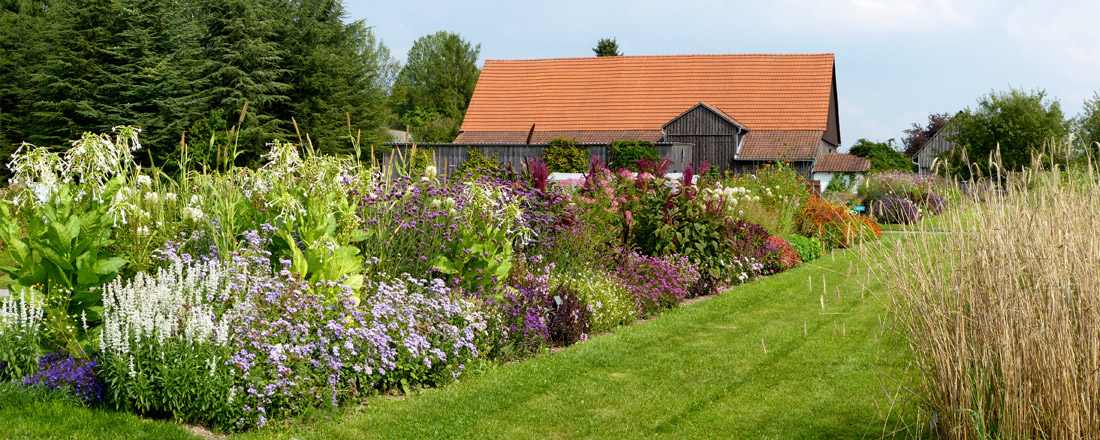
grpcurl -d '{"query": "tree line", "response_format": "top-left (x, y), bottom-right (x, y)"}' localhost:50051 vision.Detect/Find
top-left (853, 88), bottom-right (1100, 176)
top-left (0, 0), bottom-right (480, 171)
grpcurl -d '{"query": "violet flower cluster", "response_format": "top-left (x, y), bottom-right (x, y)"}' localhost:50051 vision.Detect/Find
top-left (614, 252), bottom-right (701, 316)
top-left (501, 259), bottom-right (554, 352)
top-left (23, 353), bottom-right (103, 403)
top-left (362, 273), bottom-right (487, 389)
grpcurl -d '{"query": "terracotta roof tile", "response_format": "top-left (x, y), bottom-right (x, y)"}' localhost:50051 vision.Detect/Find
top-left (738, 130), bottom-right (824, 161)
top-left (453, 131), bottom-right (530, 144)
top-left (813, 153), bottom-right (871, 173)
top-left (460, 54), bottom-right (835, 133)
top-left (454, 129), bottom-right (662, 144)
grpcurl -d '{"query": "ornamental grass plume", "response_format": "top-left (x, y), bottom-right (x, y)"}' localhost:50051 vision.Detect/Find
top-left (872, 147), bottom-right (1100, 439)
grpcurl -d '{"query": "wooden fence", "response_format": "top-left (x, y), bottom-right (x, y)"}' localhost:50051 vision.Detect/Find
top-left (383, 143), bottom-right (693, 177)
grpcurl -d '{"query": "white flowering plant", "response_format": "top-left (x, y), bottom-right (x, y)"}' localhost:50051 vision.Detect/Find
top-left (96, 249), bottom-right (241, 427)
top-left (0, 289), bottom-right (45, 380)
top-left (553, 269), bottom-right (636, 334)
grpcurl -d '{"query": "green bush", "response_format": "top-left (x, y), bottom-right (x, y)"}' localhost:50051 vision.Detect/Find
top-left (408, 147), bottom-right (434, 176)
top-left (849, 138), bottom-right (914, 172)
top-left (825, 173), bottom-right (856, 193)
top-left (784, 234), bottom-right (823, 262)
top-left (543, 138), bottom-right (588, 172)
top-left (726, 163), bottom-right (811, 236)
top-left (554, 269), bottom-right (636, 334)
top-left (455, 148), bottom-right (501, 180)
top-left (608, 140), bottom-right (658, 171)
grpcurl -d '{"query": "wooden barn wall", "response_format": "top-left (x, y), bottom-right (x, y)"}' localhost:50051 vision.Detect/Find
top-left (916, 126), bottom-right (957, 174)
top-left (664, 106), bottom-right (741, 171)
top-left (731, 160), bottom-right (814, 178)
top-left (383, 143), bottom-right (691, 178)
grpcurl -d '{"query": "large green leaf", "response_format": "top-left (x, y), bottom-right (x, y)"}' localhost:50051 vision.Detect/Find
top-left (92, 257), bottom-right (127, 276)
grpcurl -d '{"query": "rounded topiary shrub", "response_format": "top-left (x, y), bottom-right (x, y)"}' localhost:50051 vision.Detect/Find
top-left (870, 195), bottom-right (920, 224)
top-left (608, 140), bottom-right (659, 171)
top-left (543, 138), bottom-right (588, 172)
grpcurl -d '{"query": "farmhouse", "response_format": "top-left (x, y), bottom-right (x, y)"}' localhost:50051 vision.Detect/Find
top-left (452, 53), bottom-right (868, 180)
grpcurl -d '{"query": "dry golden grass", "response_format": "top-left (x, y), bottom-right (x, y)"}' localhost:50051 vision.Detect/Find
top-left (873, 157), bottom-right (1100, 439)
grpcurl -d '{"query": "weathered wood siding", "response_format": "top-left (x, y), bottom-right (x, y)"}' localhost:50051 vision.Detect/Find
top-left (730, 160), bottom-right (814, 177)
top-left (916, 125), bottom-right (956, 174)
top-left (383, 143), bottom-right (692, 178)
top-left (664, 105), bottom-right (741, 171)
top-left (823, 70), bottom-right (841, 146)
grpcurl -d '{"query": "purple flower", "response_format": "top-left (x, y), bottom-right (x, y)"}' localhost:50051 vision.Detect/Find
top-left (22, 353), bottom-right (103, 403)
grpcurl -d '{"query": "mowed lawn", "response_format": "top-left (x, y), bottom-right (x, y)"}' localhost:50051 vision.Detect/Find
top-left (1, 237), bottom-right (919, 439)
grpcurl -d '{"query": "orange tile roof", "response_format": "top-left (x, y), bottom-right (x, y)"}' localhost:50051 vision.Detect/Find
top-left (452, 131), bottom-right (530, 144)
top-left (738, 130), bottom-right (824, 161)
top-left (460, 53), bottom-right (835, 133)
top-left (454, 129), bottom-right (663, 144)
top-left (813, 153), bottom-right (871, 173)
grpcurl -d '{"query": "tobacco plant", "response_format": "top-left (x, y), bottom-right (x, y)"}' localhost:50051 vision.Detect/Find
top-left (0, 183), bottom-right (126, 356)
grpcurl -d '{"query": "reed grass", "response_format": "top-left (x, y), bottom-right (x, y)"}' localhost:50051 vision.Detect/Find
top-left (873, 150), bottom-right (1100, 439)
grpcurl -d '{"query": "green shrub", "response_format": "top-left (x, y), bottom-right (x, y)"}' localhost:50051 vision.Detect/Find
top-left (455, 148), bottom-right (500, 180)
top-left (825, 173), bottom-right (856, 193)
top-left (408, 147), bottom-right (434, 176)
top-left (0, 184), bottom-right (126, 356)
top-left (554, 269), bottom-right (636, 334)
top-left (784, 234), bottom-right (823, 262)
top-left (725, 163), bottom-right (811, 236)
top-left (608, 140), bottom-right (658, 171)
top-left (543, 138), bottom-right (588, 172)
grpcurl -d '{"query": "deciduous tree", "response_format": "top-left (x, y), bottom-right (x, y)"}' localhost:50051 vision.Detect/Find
top-left (391, 31), bottom-right (480, 142)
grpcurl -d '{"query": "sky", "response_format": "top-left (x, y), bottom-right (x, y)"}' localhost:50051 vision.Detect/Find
top-left (345, 0), bottom-right (1100, 149)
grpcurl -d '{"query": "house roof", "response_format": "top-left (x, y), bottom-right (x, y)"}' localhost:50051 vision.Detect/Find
top-left (453, 129), bottom-right (663, 145)
top-left (813, 153), bottom-right (871, 173)
top-left (459, 53), bottom-right (835, 134)
top-left (737, 130), bottom-right (824, 161)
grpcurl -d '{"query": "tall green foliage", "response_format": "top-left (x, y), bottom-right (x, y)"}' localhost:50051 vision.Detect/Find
top-left (608, 140), bottom-right (658, 170)
top-left (1075, 93), bottom-right (1100, 157)
top-left (947, 88), bottom-right (1068, 176)
top-left (849, 138), bottom-right (912, 172)
top-left (269, 0), bottom-right (398, 155)
top-left (0, 0), bottom-right (396, 172)
top-left (544, 138), bottom-right (588, 172)
top-left (391, 31), bottom-right (480, 142)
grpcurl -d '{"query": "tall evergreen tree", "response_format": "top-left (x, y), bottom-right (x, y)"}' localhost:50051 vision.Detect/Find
top-left (0, 0), bottom-right (397, 169)
top-left (593, 38), bottom-right (621, 57)
top-left (271, 0), bottom-right (397, 153)
top-left (193, 0), bottom-right (291, 164)
top-left (22, 0), bottom-right (129, 146)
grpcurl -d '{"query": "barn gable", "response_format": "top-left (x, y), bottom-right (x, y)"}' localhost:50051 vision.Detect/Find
top-left (663, 103), bottom-right (745, 169)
